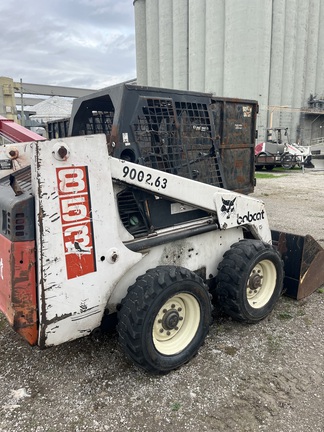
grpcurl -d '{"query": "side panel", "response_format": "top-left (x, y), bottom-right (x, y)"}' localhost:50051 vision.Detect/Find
top-left (212, 100), bottom-right (257, 194)
top-left (0, 235), bottom-right (37, 345)
top-left (32, 135), bottom-right (142, 347)
top-left (108, 227), bottom-right (244, 307)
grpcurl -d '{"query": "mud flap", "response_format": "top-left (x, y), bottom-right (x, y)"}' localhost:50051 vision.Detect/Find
top-left (272, 230), bottom-right (324, 299)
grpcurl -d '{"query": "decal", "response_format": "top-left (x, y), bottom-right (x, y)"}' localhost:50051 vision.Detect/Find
top-left (122, 132), bottom-right (130, 146)
top-left (237, 210), bottom-right (265, 225)
top-left (0, 159), bottom-right (13, 170)
top-left (221, 197), bottom-right (236, 219)
top-left (122, 165), bottom-right (168, 190)
top-left (56, 166), bottom-right (96, 279)
top-left (243, 106), bottom-right (252, 117)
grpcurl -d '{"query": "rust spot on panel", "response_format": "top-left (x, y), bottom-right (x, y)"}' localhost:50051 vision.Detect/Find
top-left (12, 241), bottom-right (37, 344)
top-left (0, 236), bottom-right (38, 345)
top-left (58, 146), bottom-right (68, 159)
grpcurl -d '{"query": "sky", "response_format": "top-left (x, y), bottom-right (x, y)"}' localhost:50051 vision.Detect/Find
top-left (0, 0), bottom-right (136, 91)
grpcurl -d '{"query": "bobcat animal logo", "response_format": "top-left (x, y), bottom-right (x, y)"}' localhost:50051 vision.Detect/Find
top-left (221, 197), bottom-right (236, 219)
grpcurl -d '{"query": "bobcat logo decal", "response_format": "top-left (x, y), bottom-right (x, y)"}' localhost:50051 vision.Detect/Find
top-left (221, 197), bottom-right (236, 219)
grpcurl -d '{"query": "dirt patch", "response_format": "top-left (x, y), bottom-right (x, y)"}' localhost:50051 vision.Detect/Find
top-left (1, 169), bottom-right (324, 432)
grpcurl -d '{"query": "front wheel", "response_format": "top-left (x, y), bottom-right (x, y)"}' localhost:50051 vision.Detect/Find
top-left (212, 240), bottom-right (284, 323)
top-left (117, 266), bottom-right (212, 374)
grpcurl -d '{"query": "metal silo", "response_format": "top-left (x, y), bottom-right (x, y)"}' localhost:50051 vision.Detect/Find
top-left (134, 0), bottom-right (324, 143)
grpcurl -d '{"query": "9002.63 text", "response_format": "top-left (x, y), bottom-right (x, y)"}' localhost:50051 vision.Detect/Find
top-left (122, 166), bottom-right (168, 189)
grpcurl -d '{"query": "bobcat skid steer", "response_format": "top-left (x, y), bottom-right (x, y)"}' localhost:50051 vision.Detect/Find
top-left (0, 134), bottom-right (323, 374)
top-left (1, 84), bottom-right (324, 374)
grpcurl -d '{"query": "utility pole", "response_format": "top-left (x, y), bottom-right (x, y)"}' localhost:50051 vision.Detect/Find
top-left (20, 78), bottom-right (24, 127)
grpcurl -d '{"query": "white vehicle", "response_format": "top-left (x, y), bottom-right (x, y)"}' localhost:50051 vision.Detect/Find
top-left (255, 128), bottom-right (313, 170)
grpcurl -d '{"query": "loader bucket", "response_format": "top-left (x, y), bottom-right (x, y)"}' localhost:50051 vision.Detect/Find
top-left (271, 230), bottom-right (324, 300)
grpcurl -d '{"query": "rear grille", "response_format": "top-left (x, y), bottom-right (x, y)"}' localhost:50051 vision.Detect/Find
top-left (0, 167), bottom-right (35, 241)
top-left (15, 213), bottom-right (26, 237)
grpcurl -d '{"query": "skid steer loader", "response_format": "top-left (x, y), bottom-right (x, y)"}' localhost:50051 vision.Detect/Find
top-left (0, 84), bottom-right (323, 374)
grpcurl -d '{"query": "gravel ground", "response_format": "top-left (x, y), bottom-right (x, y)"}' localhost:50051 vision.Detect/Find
top-left (0, 167), bottom-right (323, 432)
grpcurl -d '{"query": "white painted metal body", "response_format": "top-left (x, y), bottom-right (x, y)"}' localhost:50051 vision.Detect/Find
top-left (31, 134), bottom-right (271, 347)
top-left (285, 143), bottom-right (312, 165)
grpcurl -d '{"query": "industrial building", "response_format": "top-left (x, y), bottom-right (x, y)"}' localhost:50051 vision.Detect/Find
top-left (134, 0), bottom-right (324, 144)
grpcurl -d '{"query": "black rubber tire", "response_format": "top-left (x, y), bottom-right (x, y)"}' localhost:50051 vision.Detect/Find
top-left (255, 153), bottom-right (264, 171)
top-left (117, 266), bottom-right (212, 374)
top-left (281, 154), bottom-right (294, 169)
top-left (265, 165), bottom-right (275, 171)
top-left (212, 240), bottom-right (284, 323)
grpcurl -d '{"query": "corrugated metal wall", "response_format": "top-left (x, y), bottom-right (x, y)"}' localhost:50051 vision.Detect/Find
top-left (134, 0), bottom-right (324, 143)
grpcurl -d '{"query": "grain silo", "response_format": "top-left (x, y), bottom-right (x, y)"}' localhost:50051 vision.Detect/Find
top-left (134, 0), bottom-right (324, 143)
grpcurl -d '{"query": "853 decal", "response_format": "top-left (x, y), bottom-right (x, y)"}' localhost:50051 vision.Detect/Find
top-left (56, 166), bottom-right (96, 279)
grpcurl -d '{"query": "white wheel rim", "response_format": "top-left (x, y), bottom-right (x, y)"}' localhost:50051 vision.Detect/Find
top-left (152, 293), bottom-right (200, 355)
top-left (246, 259), bottom-right (277, 309)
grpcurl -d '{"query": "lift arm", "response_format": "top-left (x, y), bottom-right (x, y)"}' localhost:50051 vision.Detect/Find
top-left (109, 157), bottom-right (272, 244)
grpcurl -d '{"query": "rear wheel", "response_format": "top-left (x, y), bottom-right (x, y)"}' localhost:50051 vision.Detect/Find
top-left (281, 154), bottom-right (294, 169)
top-left (212, 240), bottom-right (284, 323)
top-left (117, 266), bottom-right (212, 374)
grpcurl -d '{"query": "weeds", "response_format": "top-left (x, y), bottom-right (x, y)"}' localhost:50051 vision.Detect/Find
top-left (267, 334), bottom-right (282, 353)
top-left (171, 402), bottom-right (181, 412)
top-left (302, 316), bottom-right (313, 326)
top-left (0, 313), bottom-right (7, 331)
top-left (255, 173), bottom-right (287, 179)
top-left (277, 311), bottom-right (294, 320)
